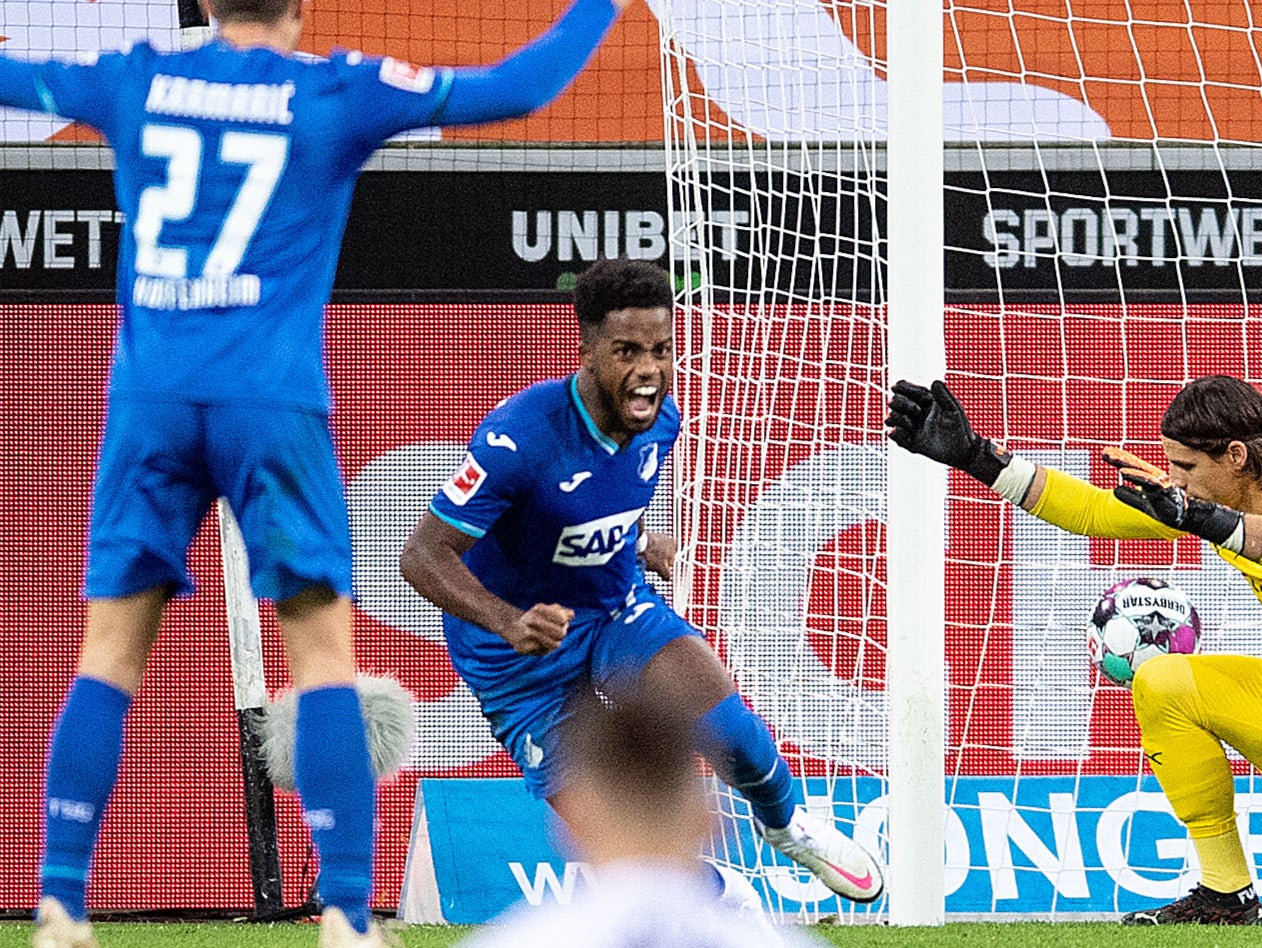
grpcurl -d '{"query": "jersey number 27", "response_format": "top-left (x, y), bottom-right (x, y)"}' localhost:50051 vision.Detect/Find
top-left (133, 123), bottom-right (289, 279)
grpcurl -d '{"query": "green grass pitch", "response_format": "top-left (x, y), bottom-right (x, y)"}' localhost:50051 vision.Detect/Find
top-left (1, 921), bottom-right (1259, 947)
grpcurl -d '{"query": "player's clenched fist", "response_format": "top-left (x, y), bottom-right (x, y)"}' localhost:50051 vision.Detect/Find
top-left (503, 603), bottom-right (574, 655)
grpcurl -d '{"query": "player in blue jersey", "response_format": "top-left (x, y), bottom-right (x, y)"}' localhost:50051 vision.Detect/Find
top-left (0, 0), bottom-right (630, 945)
top-left (400, 258), bottom-right (886, 921)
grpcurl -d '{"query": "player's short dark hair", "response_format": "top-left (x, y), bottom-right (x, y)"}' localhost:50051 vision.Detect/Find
top-left (1163, 374), bottom-right (1262, 480)
top-left (560, 691), bottom-right (698, 810)
top-left (573, 258), bottom-right (674, 333)
top-left (205, 0), bottom-right (293, 24)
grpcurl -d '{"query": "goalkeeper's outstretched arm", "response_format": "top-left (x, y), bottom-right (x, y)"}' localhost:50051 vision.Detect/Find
top-left (883, 379), bottom-right (1254, 551)
top-left (885, 378), bottom-right (1122, 530)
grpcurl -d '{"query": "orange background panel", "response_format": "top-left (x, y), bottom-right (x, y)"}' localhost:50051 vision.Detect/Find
top-left (301, 0), bottom-right (668, 142)
top-left (17, 0), bottom-right (1262, 143)
top-left (299, 0), bottom-right (1262, 143)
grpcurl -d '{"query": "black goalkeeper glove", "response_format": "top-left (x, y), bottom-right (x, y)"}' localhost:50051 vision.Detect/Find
top-left (1103, 447), bottom-right (1245, 551)
top-left (886, 379), bottom-right (1015, 487)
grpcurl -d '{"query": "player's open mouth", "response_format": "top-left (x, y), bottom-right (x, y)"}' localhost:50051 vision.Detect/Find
top-left (625, 384), bottom-right (659, 421)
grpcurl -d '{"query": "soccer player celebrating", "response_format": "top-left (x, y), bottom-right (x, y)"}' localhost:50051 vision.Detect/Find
top-left (0, 1), bottom-right (633, 945)
top-left (887, 376), bottom-right (1262, 926)
top-left (400, 258), bottom-right (885, 917)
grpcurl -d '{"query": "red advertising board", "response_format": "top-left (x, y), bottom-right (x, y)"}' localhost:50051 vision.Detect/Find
top-left (2, 299), bottom-right (1259, 909)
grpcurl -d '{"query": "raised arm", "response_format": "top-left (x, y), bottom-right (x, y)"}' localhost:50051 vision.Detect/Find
top-left (0, 57), bottom-right (55, 113)
top-left (1103, 446), bottom-right (1258, 558)
top-left (886, 379), bottom-right (1042, 507)
top-left (0, 49), bottom-right (125, 135)
top-left (431, 0), bottom-right (630, 126)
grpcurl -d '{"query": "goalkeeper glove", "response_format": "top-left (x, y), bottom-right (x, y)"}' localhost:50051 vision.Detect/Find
top-left (886, 379), bottom-right (1036, 503)
top-left (1103, 446), bottom-right (1245, 553)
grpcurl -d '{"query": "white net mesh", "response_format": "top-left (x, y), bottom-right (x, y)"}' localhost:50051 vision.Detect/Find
top-left (0, 0), bottom-right (179, 142)
top-left (659, 0), bottom-right (1262, 922)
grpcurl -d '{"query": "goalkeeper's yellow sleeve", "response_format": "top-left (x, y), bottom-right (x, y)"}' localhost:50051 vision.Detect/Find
top-left (1026, 466), bottom-right (1186, 540)
top-left (1029, 467), bottom-right (1262, 603)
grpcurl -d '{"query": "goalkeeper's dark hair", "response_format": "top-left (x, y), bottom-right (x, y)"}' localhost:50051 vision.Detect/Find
top-left (559, 690), bottom-right (699, 816)
top-left (1162, 375), bottom-right (1262, 480)
top-left (204, 0), bottom-right (294, 24)
top-left (573, 258), bottom-right (674, 336)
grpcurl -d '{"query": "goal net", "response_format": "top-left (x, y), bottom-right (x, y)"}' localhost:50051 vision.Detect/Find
top-left (655, 0), bottom-right (1262, 923)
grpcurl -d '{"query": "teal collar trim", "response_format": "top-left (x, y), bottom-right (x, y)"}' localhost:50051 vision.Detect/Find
top-left (569, 374), bottom-right (619, 455)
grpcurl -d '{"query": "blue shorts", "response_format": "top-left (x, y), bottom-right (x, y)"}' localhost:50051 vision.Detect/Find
top-left (445, 583), bottom-right (702, 799)
top-left (85, 398), bottom-right (352, 603)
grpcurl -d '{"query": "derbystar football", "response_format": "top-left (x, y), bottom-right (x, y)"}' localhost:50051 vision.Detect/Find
top-left (1087, 577), bottom-right (1201, 688)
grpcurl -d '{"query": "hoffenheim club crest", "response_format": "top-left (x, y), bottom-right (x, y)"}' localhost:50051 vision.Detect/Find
top-left (637, 443), bottom-right (658, 481)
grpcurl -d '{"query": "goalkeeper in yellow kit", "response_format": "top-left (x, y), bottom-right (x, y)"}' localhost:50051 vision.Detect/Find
top-left (887, 375), bottom-right (1262, 926)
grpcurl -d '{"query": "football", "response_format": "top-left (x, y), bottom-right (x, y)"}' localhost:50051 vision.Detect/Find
top-left (1087, 577), bottom-right (1201, 688)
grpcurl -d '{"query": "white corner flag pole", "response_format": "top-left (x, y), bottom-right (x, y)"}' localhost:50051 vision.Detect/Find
top-left (217, 498), bottom-right (284, 917)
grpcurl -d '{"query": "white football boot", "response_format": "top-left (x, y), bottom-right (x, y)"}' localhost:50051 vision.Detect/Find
top-left (757, 807), bottom-right (885, 903)
top-left (31, 898), bottom-right (98, 948)
top-left (317, 907), bottom-right (399, 948)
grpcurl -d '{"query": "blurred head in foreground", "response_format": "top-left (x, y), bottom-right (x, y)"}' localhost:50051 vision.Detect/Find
top-left (557, 693), bottom-right (712, 869)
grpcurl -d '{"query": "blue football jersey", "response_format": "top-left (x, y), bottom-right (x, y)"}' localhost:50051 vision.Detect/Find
top-left (430, 375), bottom-right (680, 615)
top-left (0, 0), bottom-right (617, 411)
top-left (20, 42), bottom-right (462, 410)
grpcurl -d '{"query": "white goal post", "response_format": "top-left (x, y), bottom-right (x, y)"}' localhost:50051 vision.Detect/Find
top-left (884, 0), bottom-right (946, 926)
top-left (656, 0), bottom-right (1262, 925)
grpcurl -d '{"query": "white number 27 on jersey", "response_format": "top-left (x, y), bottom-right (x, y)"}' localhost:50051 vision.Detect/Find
top-left (133, 124), bottom-right (289, 279)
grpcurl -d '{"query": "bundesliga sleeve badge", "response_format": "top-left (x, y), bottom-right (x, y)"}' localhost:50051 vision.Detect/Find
top-left (379, 57), bottom-right (436, 94)
top-left (441, 453), bottom-right (488, 507)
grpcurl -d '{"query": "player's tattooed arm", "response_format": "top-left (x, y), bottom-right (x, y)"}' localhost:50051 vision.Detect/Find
top-left (400, 513), bottom-right (572, 654)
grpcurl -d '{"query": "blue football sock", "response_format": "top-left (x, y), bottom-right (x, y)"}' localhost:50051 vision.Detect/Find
top-left (694, 693), bottom-right (796, 830)
top-left (41, 676), bottom-right (131, 921)
top-left (295, 685), bottom-right (376, 935)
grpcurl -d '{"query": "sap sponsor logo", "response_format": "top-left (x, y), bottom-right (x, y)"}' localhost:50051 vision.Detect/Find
top-left (509, 861), bottom-right (596, 906)
top-left (511, 209), bottom-right (751, 264)
top-left (379, 58), bottom-right (437, 94)
top-left (983, 205), bottom-right (1262, 269)
top-left (0, 210), bottom-right (123, 270)
top-left (442, 453), bottom-right (488, 507)
top-left (553, 508), bottom-right (644, 567)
